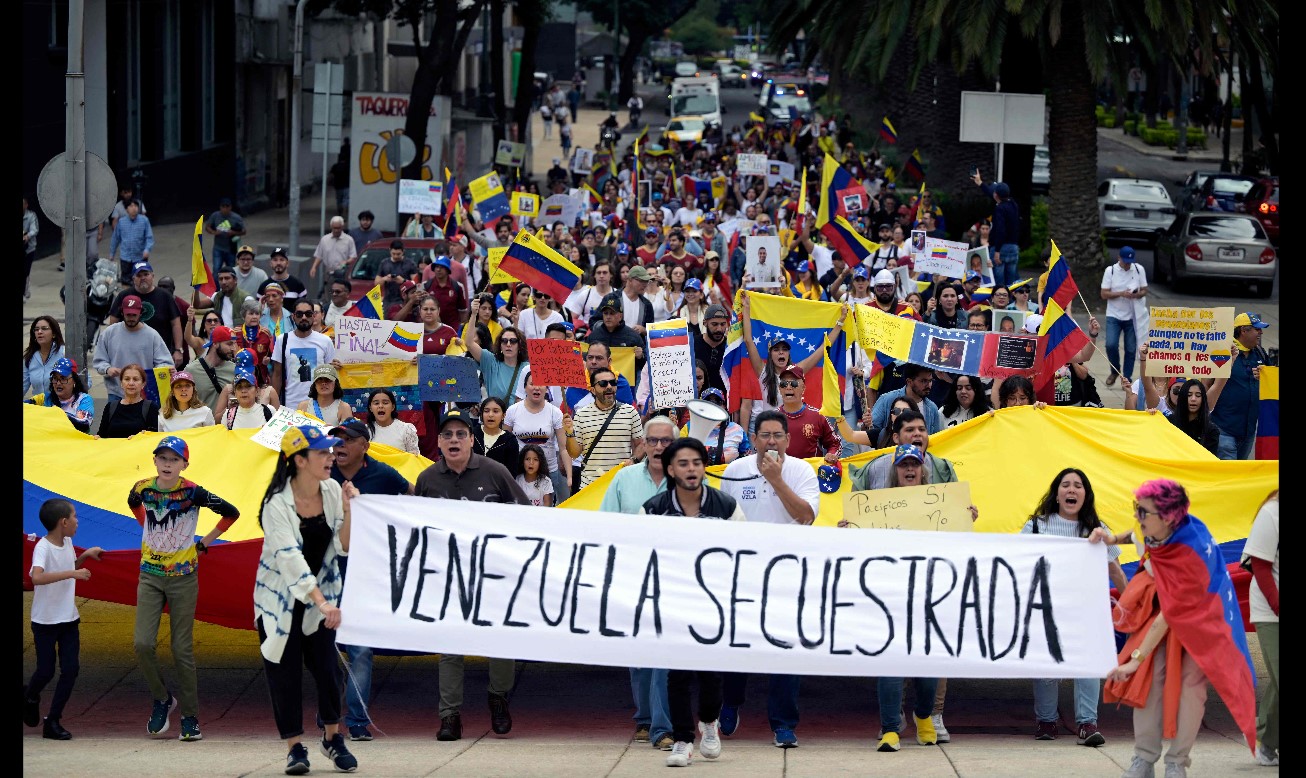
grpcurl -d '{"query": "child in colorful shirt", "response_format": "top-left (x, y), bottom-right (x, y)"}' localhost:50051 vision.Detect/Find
top-left (126, 436), bottom-right (239, 742)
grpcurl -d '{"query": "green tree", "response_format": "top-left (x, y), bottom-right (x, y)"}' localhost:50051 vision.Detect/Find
top-left (577, 0), bottom-right (700, 103)
top-left (671, 16), bottom-right (730, 55)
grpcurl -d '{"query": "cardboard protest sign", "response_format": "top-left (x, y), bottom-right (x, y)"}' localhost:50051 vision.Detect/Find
top-left (766, 160), bottom-right (796, 187)
top-left (525, 338), bottom-right (589, 388)
top-left (843, 481), bottom-right (974, 532)
top-left (251, 407), bottom-right (332, 451)
top-left (916, 238), bottom-right (968, 278)
top-left (494, 140), bottom-right (526, 167)
top-left (338, 496), bottom-right (1117, 678)
top-left (540, 194), bottom-right (581, 228)
top-left (511, 192), bottom-right (540, 219)
top-left (979, 334), bottom-right (1041, 380)
top-left (854, 304), bottom-right (916, 361)
top-left (418, 354), bottom-right (482, 402)
top-left (646, 319), bottom-right (696, 408)
top-left (486, 246), bottom-right (514, 285)
top-left (737, 153), bottom-right (767, 175)
top-left (334, 317), bottom-right (426, 363)
top-left (1145, 306), bottom-right (1234, 379)
top-left (398, 179), bottom-right (443, 215)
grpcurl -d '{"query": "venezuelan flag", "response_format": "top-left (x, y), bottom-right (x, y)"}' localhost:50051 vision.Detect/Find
top-left (820, 335), bottom-right (843, 417)
top-left (648, 322), bottom-right (690, 348)
top-left (1040, 240), bottom-right (1079, 311)
top-left (816, 153), bottom-right (855, 228)
top-left (970, 287), bottom-right (994, 305)
top-left (581, 181), bottom-right (601, 208)
top-left (903, 148), bottom-right (925, 181)
top-left (387, 324), bottom-right (422, 353)
top-left (1256, 365), bottom-right (1278, 459)
top-left (1035, 297), bottom-right (1090, 388)
top-left (189, 216), bottom-right (216, 297)
top-left (819, 214), bottom-right (880, 267)
top-left (344, 283), bottom-right (384, 319)
top-left (711, 175), bottom-right (728, 207)
top-left (748, 292), bottom-right (845, 410)
top-left (501, 230), bottom-right (582, 303)
top-left (443, 167), bottom-right (461, 233)
top-left (719, 318), bottom-right (761, 413)
top-left (880, 116), bottom-right (898, 144)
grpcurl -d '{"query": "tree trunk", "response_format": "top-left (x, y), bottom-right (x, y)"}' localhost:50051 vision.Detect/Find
top-left (402, 0), bottom-right (487, 181)
top-left (618, 27), bottom-right (655, 105)
top-left (998, 32), bottom-right (1045, 248)
top-left (1046, 1), bottom-right (1104, 306)
top-left (491, 0), bottom-right (506, 147)
top-left (512, 0), bottom-right (546, 145)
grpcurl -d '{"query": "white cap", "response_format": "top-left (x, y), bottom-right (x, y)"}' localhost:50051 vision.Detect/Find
top-left (872, 269), bottom-right (896, 286)
top-left (1023, 313), bottom-right (1044, 334)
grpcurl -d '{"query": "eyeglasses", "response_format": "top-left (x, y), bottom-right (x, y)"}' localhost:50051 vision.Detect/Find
top-left (499, 338), bottom-right (520, 345)
top-left (755, 431), bottom-right (787, 441)
top-left (1133, 502), bottom-right (1162, 521)
top-left (593, 379), bottom-right (618, 388)
top-left (779, 379), bottom-right (802, 388)
top-left (645, 437), bottom-right (674, 447)
top-left (439, 429), bottom-right (472, 441)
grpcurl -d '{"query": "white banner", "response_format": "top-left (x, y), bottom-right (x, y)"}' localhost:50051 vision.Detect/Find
top-left (737, 153), bottom-right (768, 176)
top-left (333, 316), bottom-right (426, 363)
top-left (348, 93), bottom-right (452, 233)
top-left (917, 238), bottom-right (970, 278)
top-left (337, 497), bottom-right (1118, 678)
top-left (540, 194), bottom-right (581, 227)
top-left (766, 160), bottom-right (796, 187)
top-left (250, 407), bottom-right (332, 451)
top-left (646, 318), bottom-right (695, 409)
top-left (398, 179), bottom-right (443, 216)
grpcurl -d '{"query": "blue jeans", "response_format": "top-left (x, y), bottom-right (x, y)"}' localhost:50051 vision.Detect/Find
top-left (549, 469), bottom-right (570, 505)
top-left (721, 672), bottom-right (801, 732)
top-left (878, 677), bottom-right (938, 734)
top-left (630, 667), bottom-right (672, 742)
top-left (1033, 677), bottom-right (1100, 725)
top-left (213, 248), bottom-right (236, 272)
top-left (997, 243), bottom-right (1021, 287)
top-left (342, 644), bottom-right (374, 727)
top-left (1104, 316), bottom-right (1137, 381)
top-left (1217, 430), bottom-right (1255, 461)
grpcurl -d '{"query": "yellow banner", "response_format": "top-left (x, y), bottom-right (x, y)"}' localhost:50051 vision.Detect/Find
top-left (844, 482), bottom-right (973, 532)
top-left (337, 360), bottom-right (419, 390)
top-left (855, 303), bottom-right (916, 359)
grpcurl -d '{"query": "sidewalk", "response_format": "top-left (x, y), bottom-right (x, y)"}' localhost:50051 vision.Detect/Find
top-left (22, 593), bottom-right (1274, 777)
top-left (1096, 124), bottom-right (1239, 162)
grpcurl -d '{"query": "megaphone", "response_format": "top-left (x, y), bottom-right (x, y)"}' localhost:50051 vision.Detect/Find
top-left (685, 399), bottom-right (729, 444)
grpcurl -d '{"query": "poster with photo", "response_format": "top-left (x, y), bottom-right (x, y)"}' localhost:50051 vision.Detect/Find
top-left (992, 309), bottom-right (1030, 335)
top-left (979, 333), bottom-right (1042, 380)
top-left (966, 247), bottom-right (996, 286)
top-left (745, 235), bottom-right (782, 288)
top-left (911, 229), bottom-right (927, 255)
top-left (570, 147), bottom-right (595, 174)
top-left (922, 333), bottom-right (969, 372)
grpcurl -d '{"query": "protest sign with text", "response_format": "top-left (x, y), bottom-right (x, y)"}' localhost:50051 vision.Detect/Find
top-left (844, 482), bottom-right (974, 532)
top-left (525, 339), bottom-right (590, 388)
top-left (854, 304), bottom-right (916, 361)
top-left (979, 334), bottom-right (1041, 380)
top-left (398, 179), bottom-right (443, 215)
top-left (337, 497), bottom-right (1118, 678)
top-left (737, 153), bottom-right (768, 175)
top-left (766, 160), bottom-right (796, 187)
top-left (1144, 307), bottom-right (1234, 379)
top-left (334, 316), bottom-right (426, 363)
top-left (646, 319), bottom-right (696, 408)
top-left (419, 354), bottom-right (482, 402)
top-left (916, 238), bottom-right (969, 278)
top-left (486, 247), bottom-right (514, 285)
top-left (251, 407), bottom-right (331, 451)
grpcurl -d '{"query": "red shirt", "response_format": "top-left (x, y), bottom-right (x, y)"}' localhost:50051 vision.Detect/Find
top-left (783, 404), bottom-right (840, 459)
top-left (424, 278), bottom-right (466, 330)
top-left (422, 324), bottom-right (457, 355)
top-left (385, 301), bottom-right (422, 323)
top-left (635, 245), bottom-right (660, 266)
top-left (663, 251), bottom-right (702, 274)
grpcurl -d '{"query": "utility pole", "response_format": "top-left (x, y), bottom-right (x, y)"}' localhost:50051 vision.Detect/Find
top-left (611, 0), bottom-right (620, 110)
top-left (62, 0), bottom-right (89, 384)
top-left (288, 0), bottom-right (310, 253)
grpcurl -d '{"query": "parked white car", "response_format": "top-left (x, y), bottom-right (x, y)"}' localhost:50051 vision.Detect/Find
top-left (1098, 178), bottom-right (1176, 246)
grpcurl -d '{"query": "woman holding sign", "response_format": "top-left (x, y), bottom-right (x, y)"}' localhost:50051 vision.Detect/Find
top-left (1022, 468), bottom-right (1126, 747)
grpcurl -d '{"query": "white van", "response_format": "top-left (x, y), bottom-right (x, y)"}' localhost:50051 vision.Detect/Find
top-left (667, 76), bottom-right (722, 129)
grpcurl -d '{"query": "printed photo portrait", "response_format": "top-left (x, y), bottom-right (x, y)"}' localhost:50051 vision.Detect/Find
top-left (967, 247), bottom-right (996, 286)
top-left (289, 348), bottom-right (319, 384)
top-left (842, 194), bottom-right (863, 214)
top-left (992, 309), bottom-right (1030, 335)
top-left (911, 229), bottom-right (927, 254)
top-left (745, 235), bottom-right (783, 289)
top-left (924, 335), bottom-right (967, 371)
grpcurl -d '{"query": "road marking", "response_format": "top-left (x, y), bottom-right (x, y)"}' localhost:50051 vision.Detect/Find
top-left (1112, 164), bottom-right (1137, 177)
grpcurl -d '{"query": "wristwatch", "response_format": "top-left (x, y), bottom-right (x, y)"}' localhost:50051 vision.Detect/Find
top-left (1130, 648), bottom-right (1145, 662)
top-left (195, 541), bottom-right (207, 555)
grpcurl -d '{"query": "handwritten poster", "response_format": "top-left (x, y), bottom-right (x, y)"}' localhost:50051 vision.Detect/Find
top-left (398, 179), bottom-right (443, 215)
top-left (737, 153), bottom-right (767, 175)
top-left (525, 338), bottom-right (589, 388)
top-left (486, 247), bottom-right (514, 285)
top-left (843, 481), bottom-right (973, 532)
top-left (251, 407), bottom-right (333, 451)
top-left (1145, 306), bottom-right (1234, 379)
top-left (854, 304), bottom-right (916, 361)
top-left (646, 319), bottom-right (695, 409)
top-left (916, 238), bottom-right (969, 278)
top-left (418, 354), bottom-right (482, 402)
top-left (334, 316), bottom-right (426, 363)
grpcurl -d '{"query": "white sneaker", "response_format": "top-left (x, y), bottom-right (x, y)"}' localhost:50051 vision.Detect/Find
top-left (1255, 743), bottom-right (1279, 766)
top-left (932, 714), bottom-right (950, 743)
top-left (1162, 763), bottom-right (1186, 778)
top-left (1121, 756), bottom-right (1155, 778)
top-left (666, 741), bottom-right (693, 767)
top-left (698, 720), bottom-right (721, 760)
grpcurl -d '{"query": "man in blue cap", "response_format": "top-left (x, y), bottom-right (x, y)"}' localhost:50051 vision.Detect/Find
top-left (1211, 311), bottom-right (1273, 460)
top-left (971, 169), bottom-right (1021, 287)
top-left (1100, 244), bottom-right (1148, 387)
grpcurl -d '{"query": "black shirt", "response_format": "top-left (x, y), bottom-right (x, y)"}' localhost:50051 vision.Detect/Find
top-left (97, 399), bottom-right (159, 439)
top-left (692, 330), bottom-right (728, 396)
top-left (260, 275), bottom-right (308, 301)
top-left (298, 513), bottom-right (332, 576)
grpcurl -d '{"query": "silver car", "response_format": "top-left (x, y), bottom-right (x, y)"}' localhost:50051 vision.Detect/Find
top-left (1098, 178), bottom-right (1176, 246)
top-left (1153, 213), bottom-right (1277, 297)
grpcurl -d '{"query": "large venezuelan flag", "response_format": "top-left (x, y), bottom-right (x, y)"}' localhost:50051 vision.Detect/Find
top-left (819, 215), bottom-right (879, 267)
top-left (500, 230), bottom-right (582, 303)
top-left (1256, 365), bottom-right (1278, 459)
top-left (748, 292), bottom-right (845, 411)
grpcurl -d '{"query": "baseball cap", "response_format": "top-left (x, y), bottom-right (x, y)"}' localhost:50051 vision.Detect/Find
top-left (270, 247), bottom-right (289, 259)
top-left (886, 182), bottom-right (897, 190)
top-left (780, 365), bottom-right (805, 381)
top-left (599, 292), bottom-right (624, 312)
top-left (797, 260), bottom-right (811, 274)
top-left (852, 266), bottom-right (871, 280)
top-left (400, 280), bottom-right (418, 294)
top-left (645, 227), bottom-right (660, 237)
top-left (153, 435), bottom-right (190, 462)
top-left (872, 269), bottom-right (896, 286)
top-left (219, 197), bottom-right (233, 206)
top-left (450, 233), bottom-right (469, 246)
top-left (439, 408), bottom-right (474, 432)
top-left (1234, 312), bottom-right (1269, 329)
top-left (433, 255), bottom-right (452, 270)
top-left (312, 364), bottom-right (339, 384)
top-left (170, 371), bottom-right (195, 386)
top-left (237, 245), bottom-right (256, 257)
top-left (281, 425), bottom-right (340, 457)
top-left (966, 269), bottom-right (982, 281)
top-left (685, 278), bottom-right (703, 292)
top-left (701, 304), bottom-right (730, 323)
top-left (233, 368), bottom-right (256, 386)
top-left (204, 325), bottom-right (234, 347)
top-left (50, 357), bottom-right (77, 377)
top-left (893, 443), bottom-right (924, 465)
top-left (994, 182), bottom-right (1011, 197)
top-left (121, 294), bottom-right (144, 313)
top-left (704, 250), bottom-right (720, 261)
top-left (703, 212), bottom-right (718, 223)
top-left (132, 261), bottom-right (153, 276)
top-left (329, 418), bottom-right (371, 441)
top-left (628, 265), bottom-right (652, 282)
top-left (701, 387), bottom-right (726, 405)
top-left (1119, 245), bottom-right (1136, 261)
top-left (615, 242), bottom-right (631, 256)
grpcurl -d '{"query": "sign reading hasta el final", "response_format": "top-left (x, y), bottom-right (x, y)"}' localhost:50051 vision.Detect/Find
top-left (337, 497), bottom-right (1118, 679)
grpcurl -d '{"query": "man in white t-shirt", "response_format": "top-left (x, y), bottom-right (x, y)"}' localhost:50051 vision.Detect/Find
top-left (1100, 245), bottom-right (1148, 387)
top-left (717, 409), bottom-right (819, 748)
top-left (270, 298), bottom-right (338, 409)
top-left (1242, 495), bottom-right (1279, 766)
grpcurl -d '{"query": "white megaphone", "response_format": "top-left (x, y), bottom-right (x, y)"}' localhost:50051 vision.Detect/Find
top-left (685, 399), bottom-right (730, 444)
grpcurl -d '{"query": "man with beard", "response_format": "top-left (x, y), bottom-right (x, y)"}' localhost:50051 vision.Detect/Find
top-left (106, 262), bottom-right (184, 367)
top-left (270, 299), bottom-right (338, 408)
top-left (413, 409), bottom-right (528, 742)
top-left (183, 325), bottom-right (239, 419)
top-left (693, 305), bottom-right (731, 396)
top-left (566, 368), bottom-right (645, 488)
top-left (92, 294), bottom-right (173, 403)
top-left (869, 269), bottom-right (917, 317)
top-left (261, 247), bottom-right (308, 302)
top-left (194, 266), bottom-right (255, 328)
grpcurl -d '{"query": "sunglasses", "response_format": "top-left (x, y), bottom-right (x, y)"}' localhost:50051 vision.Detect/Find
top-left (293, 311), bottom-right (314, 318)
top-left (779, 379), bottom-right (803, 388)
top-left (1015, 288), bottom-right (1030, 294)
top-left (593, 379), bottom-right (618, 388)
top-left (499, 337), bottom-right (520, 345)
top-left (1133, 502), bottom-right (1162, 521)
top-left (536, 294), bottom-right (551, 300)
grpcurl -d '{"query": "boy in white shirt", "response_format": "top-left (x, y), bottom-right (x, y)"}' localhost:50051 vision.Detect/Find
top-left (25, 499), bottom-right (104, 740)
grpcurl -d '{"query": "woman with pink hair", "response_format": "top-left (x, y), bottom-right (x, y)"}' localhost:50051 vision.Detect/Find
top-left (1090, 479), bottom-right (1258, 778)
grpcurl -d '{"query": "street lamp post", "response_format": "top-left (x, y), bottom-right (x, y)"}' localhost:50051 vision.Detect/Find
top-left (610, 0), bottom-right (620, 111)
